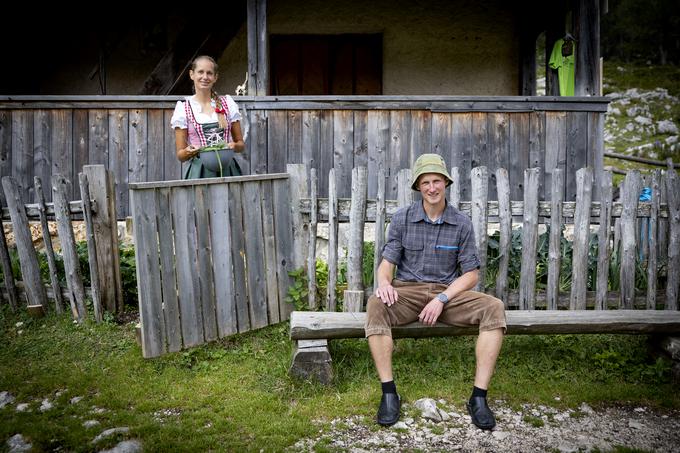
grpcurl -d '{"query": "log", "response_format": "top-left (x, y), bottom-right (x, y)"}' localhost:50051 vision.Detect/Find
top-left (289, 310), bottom-right (680, 340)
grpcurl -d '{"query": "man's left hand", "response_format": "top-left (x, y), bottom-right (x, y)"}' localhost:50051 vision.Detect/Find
top-left (418, 299), bottom-right (444, 326)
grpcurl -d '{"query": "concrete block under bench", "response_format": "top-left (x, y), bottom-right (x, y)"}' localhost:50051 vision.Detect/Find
top-left (289, 310), bottom-right (680, 384)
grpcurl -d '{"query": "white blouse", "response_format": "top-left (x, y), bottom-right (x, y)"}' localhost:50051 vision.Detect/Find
top-left (170, 95), bottom-right (242, 129)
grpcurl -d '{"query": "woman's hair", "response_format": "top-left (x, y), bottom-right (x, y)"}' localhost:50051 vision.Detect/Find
top-left (191, 55), bottom-right (228, 129)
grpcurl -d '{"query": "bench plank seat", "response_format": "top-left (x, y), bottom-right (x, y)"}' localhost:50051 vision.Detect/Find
top-left (290, 310), bottom-right (680, 340)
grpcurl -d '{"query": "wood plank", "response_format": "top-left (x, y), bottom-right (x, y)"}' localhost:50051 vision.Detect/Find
top-left (128, 109), bottom-right (147, 184)
top-left (108, 110), bottom-right (129, 217)
top-left (397, 169), bottom-right (413, 208)
top-left (88, 110), bottom-right (108, 166)
top-left (163, 109), bottom-right (182, 181)
top-left (11, 110), bottom-right (33, 202)
top-left (509, 113), bottom-right (530, 202)
top-left (242, 180), bottom-right (268, 328)
top-left (0, 217), bottom-right (18, 310)
top-left (547, 169), bottom-right (565, 310)
top-left (449, 167), bottom-right (460, 209)
top-left (130, 188), bottom-right (166, 357)
top-left (50, 110), bottom-right (73, 204)
top-left (619, 171), bottom-right (641, 309)
top-left (1, 176), bottom-right (48, 309)
top-left (301, 110), bottom-right (319, 183)
top-left (307, 170), bottom-right (318, 310)
top-left (82, 165), bottom-right (123, 314)
top-left (487, 113), bottom-right (509, 201)
top-left (0, 110), bottom-right (11, 204)
top-left (227, 183), bottom-right (250, 331)
top-left (366, 111), bottom-right (389, 199)
top-left (569, 168), bottom-right (593, 309)
top-left (333, 110), bottom-right (354, 198)
top-left (267, 110), bottom-right (287, 173)
top-left (207, 184), bottom-right (237, 337)
top-left (78, 173), bottom-right (103, 322)
top-left (495, 168), bottom-right (511, 304)
top-left (155, 187), bottom-right (182, 351)
top-left (261, 179), bottom-right (281, 322)
top-left (317, 110), bottom-right (333, 197)
top-left (519, 168), bottom-right (540, 309)
top-left (347, 167), bottom-right (367, 293)
top-left (646, 171), bottom-right (660, 309)
top-left (545, 112), bottom-right (567, 202)
top-left (289, 310), bottom-right (680, 340)
top-left (470, 166), bottom-right (488, 292)
top-left (529, 111), bottom-right (546, 199)
top-left (588, 112), bottom-right (604, 200)
top-left (471, 113), bottom-right (488, 172)
top-left (72, 109), bottom-right (89, 200)
top-left (326, 169), bottom-right (338, 312)
top-left (248, 110), bottom-right (268, 174)
top-left (287, 110), bottom-right (302, 164)
top-left (147, 109), bottom-right (165, 182)
top-left (170, 186), bottom-right (203, 347)
top-left (33, 110), bottom-right (52, 202)
top-left (666, 169), bottom-right (680, 310)
top-left (374, 168), bottom-right (386, 293)
top-left (595, 170), bottom-right (613, 310)
top-left (194, 185), bottom-right (218, 342)
top-left (353, 110), bottom-right (368, 168)
top-left (273, 177), bottom-right (295, 320)
top-left (409, 110), bottom-right (431, 165)
top-left (565, 112), bottom-right (588, 200)
top-left (387, 111), bottom-right (410, 200)
top-left (450, 114), bottom-right (472, 201)
top-left (51, 175), bottom-right (86, 320)
top-left (431, 113), bottom-right (452, 162)
top-left (288, 164), bottom-right (309, 271)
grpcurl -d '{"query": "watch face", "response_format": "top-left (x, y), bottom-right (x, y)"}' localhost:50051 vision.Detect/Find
top-left (437, 293), bottom-right (448, 303)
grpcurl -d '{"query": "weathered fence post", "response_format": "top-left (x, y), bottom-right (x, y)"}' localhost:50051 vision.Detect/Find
top-left (373, 168), bottom-right (386, 293)
top-left (596, 170), bottom-right (613, 310)
top-left (646, 170), bottom-right (661, 309)
top-left (471, 167), bottom-right (489, 293)
top-left (495, 168), bottom-right (511, 304)
top-left (326, 168), bottom-right (339, 312)
top-left (1, 176), bottom-right (48, 309)
top-left (287, 164), bottom-right (309, 272)
top-left (307, 169), bottom-right (318, 310)
top-left (79, 173), bottom-right (103, 322)
top-left (547, 168), bottom-right (565, 310)
top-left (397, 169), bottom-right (413, 208)
top-left (82, 165), bottom-right (122, 314)
top-left (620, 170), bottom-right (641, 309)
top-left (570, 167), bottom-right (593, 310)
top-left (344, 166), bottom-right (367, 312)
top-left (52, 175), bottom-right (87, 321)
top-left (666, 168), bottom-right (680, 310)
top-left (34, 177), bottom-right (63, 314)
top-left (519, 168), bottom-right (540, 310)
top-left (0, 218), bottom-right (18, 311)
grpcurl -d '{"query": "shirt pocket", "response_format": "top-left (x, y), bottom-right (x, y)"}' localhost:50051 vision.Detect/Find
top-left (402, 236), bottom-right (424, 275)
top-left (432, 244), bottom-right (459, 275)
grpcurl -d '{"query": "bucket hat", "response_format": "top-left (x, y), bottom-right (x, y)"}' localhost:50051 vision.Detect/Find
top-left (411, 153), bottom-right (453, 190)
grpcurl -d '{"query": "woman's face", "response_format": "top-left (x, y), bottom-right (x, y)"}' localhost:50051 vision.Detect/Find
top-left (190, 58), bottom-right (218, 91)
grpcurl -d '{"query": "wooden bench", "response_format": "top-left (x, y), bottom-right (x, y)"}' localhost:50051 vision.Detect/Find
top-left (289, 310), bottom-right (680, 384)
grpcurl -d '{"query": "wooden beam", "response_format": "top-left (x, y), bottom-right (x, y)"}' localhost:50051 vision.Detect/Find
top-left (575, 0), bottom-right (601, 96)
top-left (247, 0), bottom-right (268, 96)
top-left (290, 310), bottom-right (680, 340)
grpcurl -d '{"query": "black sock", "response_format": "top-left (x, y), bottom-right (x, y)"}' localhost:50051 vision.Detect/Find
top-left (471, 386), bottom-right (487, 399)
top-left (381, 380), bottom-right (397, 395)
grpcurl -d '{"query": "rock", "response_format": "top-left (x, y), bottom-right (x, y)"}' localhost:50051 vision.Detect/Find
top-left (15, 403), bottom-right (29, 412)
top-left (414, 398), bottom-right (442, 422)
top-left (392, 421), bottom-right (408, 430)
top-left (7, 434), bottom-right (32, 453)
top-left (658, 120), bottom-right (678, 134)
top-left (629, 420), bottom-right (645, 430)
top-left (634, 115), bottom-right (653, 126)
top-left (39, 399), bottom-right (53, 412)
top-left (92, 427), bottom-right (130, 444)
top-left (578, 402), bottom-right (594, 415)
top-left (70, 396), bottom-right (84, 404)
top-left (557, 442), bottom-right (578, 453)
top-left (0, 391), bottom-right (15, 409)
top-left (98, 439), bottom-right (142, 453)
top-left (492, 431), bottom-right (510, 441)
top-left (83, 420), bottom-right (101, 428)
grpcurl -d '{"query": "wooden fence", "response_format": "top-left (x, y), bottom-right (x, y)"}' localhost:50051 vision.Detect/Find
top-left (0, 165), bottom-right (123, 320)
top-left (130, 174), bottom-right (295, 358)
top-left (0, 96), bottom-right (609, 217)
top-left (290, 164), bottom-right (680, 312)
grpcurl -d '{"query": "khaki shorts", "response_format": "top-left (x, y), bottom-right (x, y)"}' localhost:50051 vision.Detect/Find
top-left (365, 279), bottom-right (507, 338)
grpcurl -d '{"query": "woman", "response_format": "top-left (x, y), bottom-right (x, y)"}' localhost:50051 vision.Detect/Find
top-left (170, 55), bottom-right (245, 178)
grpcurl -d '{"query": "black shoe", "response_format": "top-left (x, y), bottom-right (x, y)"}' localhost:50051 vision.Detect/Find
top-left (466, 396), bottom-right (496, 430)
top-left (376, 393), bottom-right (401, 426)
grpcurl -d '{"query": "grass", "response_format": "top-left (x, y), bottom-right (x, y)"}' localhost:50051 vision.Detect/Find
top-left (0, 305), bottom-right (677, 452)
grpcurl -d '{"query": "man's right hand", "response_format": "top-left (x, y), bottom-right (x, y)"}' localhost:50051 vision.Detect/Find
top-left (375, 284), bottom-right (398, 306)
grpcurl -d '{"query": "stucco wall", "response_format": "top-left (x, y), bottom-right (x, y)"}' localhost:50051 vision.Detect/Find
top-left (217, 0), bottom-right (520, 95)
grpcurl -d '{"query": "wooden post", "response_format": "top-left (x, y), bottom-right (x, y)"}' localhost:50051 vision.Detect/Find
top-left (646, 170), bottom-right (660, 309)
top-left (575, 0), bottom-right (601, 96)
top-left (344, 167), bottom-right (367, 312)
top-left (619, 171), bottom-right (641, 309)
top-left (449, 167), bottom-right (460, 210)
top-left (596, 170), bottom-right (613, 310)
top-left (373, 168), bottom-right (386, 293)
top-left (570, 168), bottom-right (593, 310)
top-left (247, 0), bottom-right (268, 95)
top-left (1, 176), bottom-right (48, 309)
top-left (397, 169), bottom-right (413, 208)
top-left (307, 169), bottom-right (318, 310)
top-left (547, 169), bottom-right (564, 310)
top-left (34, 177), bottom-right (63, 314)
top-left (79, 173), bottom-right (103, 322)
top-left (287, 164), bottom-right (308, 272)
top-left (519, 168), bottom-right (540, 310)
top-left (326, 169), bottom-right (338, 312)
top-left (470, 167), bottom-right (489, 293)
top-left (289, 339), bottom-right (333, 385)
top-left (665, 169), bottom-right (680, 310)
top-left (82, 165), bottom-right (122, 314)
top-left (0, 219), bottom-right (18, 311)
top-left (52, 175), bottom-right (87, 321)
top-left (495, 168), bottom-right (511, 304)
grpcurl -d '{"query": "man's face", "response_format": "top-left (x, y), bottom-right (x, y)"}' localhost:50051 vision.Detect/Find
top-left (417, 173), bottom-right (447, 206)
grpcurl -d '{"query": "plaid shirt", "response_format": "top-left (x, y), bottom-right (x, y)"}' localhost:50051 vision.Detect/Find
top-left (382, 201), bottom-right (480, 284)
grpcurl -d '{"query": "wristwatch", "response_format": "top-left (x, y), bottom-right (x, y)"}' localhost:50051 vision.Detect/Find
top-left (436, 293), bottom-right (449, 304)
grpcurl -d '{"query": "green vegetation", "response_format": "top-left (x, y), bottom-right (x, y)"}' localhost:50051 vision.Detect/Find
top-left (0, 306), bottom-right (676, 451)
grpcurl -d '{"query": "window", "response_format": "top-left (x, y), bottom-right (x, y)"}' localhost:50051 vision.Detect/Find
top-left (270, 34), bottom-right (382, 95)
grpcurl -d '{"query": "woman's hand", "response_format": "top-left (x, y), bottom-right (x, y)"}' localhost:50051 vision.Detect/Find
top-left (182, 145), bottom-right (199, 161)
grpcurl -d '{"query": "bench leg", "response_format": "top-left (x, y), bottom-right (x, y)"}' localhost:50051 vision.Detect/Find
top-left (289, 339), bottom-right (333, 385)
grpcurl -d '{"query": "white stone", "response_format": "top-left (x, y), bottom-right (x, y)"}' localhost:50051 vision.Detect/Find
top-left (392, 421), bottom-right (408, 430)
top-left (658, 120), bottom-right (678, 134)
top-left (98, 439), bottom-right (143, 453)
top-left (0, 391), bottom-right (15, 409)
top-left (628, 420), bottom-right (645, 430)
top-left (15, 403), bottom-right (29, 412)
top-left (83, 420), bottom-right (100, 428)
top-left (7, 434), bottom-right (31, 453)
top-left (39, 399), bottom-right (53, 412)
top-left (634, 115), bottom-right (653, 126)
top-left (578, 403), bottom-right (594, 415)
top-left (15, 322), bottom-right (23, 328)
top-left (70, 396), bottom-right (84, 404)
top-left (92, 427), bottom-right (130, 444)
top-left (414, 398), bottom-right (442, 422)
top-left (492, 431), bottom-right (510, 441)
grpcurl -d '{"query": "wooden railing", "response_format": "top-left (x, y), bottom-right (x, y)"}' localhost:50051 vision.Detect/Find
top-left (289, 164), bottom-right (680, 312)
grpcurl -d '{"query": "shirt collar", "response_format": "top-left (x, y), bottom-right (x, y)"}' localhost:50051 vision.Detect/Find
top-left (408, 201), bottom-right (459, 225)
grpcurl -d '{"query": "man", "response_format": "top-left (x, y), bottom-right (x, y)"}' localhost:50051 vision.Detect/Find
top-left (365, 153), bottom-right (506, 430)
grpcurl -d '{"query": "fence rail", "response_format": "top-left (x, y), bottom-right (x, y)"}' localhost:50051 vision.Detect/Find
top-left (0, 165), bottom-right (122, 320)
top-left (289, 163), bottom-right (680, 312)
